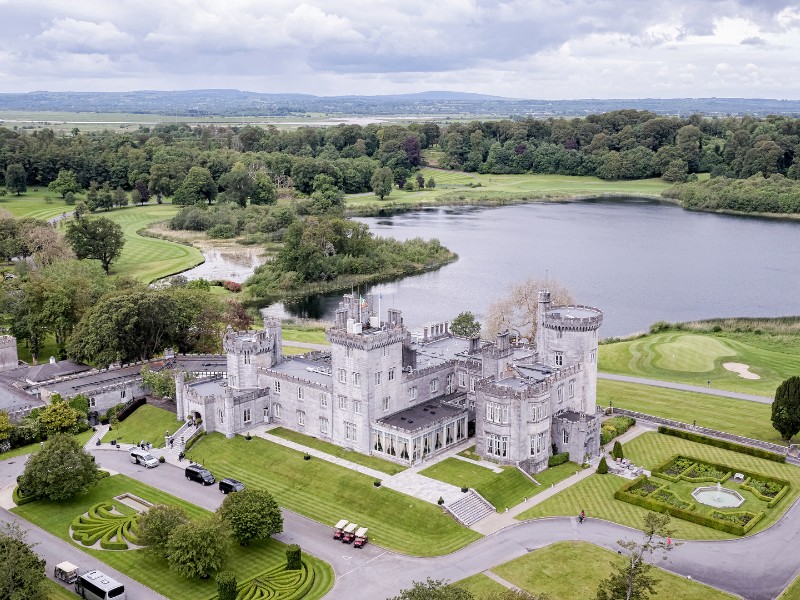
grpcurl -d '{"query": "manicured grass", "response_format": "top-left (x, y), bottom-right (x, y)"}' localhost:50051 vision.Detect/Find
top-left (46, 579), bottom-right (77, 600)
top-left (599, 331), bottom-right (800, 395)
top-left (269, 427), bottom-right (407, 475)
top-left (97, 205), bottom-right (203, 282)
top-left (282, 345), bottom-right (310, 355)
top-left (454, 573), bottom-right (507, 596)
top-left (0, 189), bottom-right (71, 220)
top-left (187, 433), bottom-right (481, 555)
top-left (779, 573), bottom-right (800, 599)
top-left (0, 429), bottom-right (95, 462)
top-left (100, 405), bottom-right (180, 448)
top-left (420, 458), bottom-right (536, 510)
top-left (486, 541), bottom-right (735, 600)
top-left (597, 379), bottom-right (788, 444)
top-left (13, 474), bottom-right (333, 600)
top-left (534, 461), bottom-right (585, 487)
top-left (346, 171), bottom-right (669, 212)
top-left (519, 432), bottom-right (800, 539)
top-left (457, 445), bottom-right (481, 461)
top-left (282, 325), bottom-right (329, 346)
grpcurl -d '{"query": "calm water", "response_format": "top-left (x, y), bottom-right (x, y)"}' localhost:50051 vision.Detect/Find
top-left (265, 198), bottom-right (800, 337)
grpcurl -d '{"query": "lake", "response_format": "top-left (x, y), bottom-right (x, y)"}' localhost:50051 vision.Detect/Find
top-left (265, 198), bottom-right (800, 337)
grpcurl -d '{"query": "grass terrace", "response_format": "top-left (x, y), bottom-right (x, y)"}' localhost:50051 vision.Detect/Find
top-left (281, 324), bottom-right (329, 346)
top-left (269, 427), bottom-right (407, 475)
top-left (12, 474), bottom-right (333, 600)
top-left (100, 405), bottom-right (179, 448)
top-left (0, 429), bottom-right (95, 462)
top-left (455, 541), bottom-right (735, 600)
top-left (187, 433), bottom-right (481, 555)
top-left (518, 431), bottom-right (800, 539)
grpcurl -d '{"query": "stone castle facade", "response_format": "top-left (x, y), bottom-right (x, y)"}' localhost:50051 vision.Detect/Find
top-left (175, 291), bottom-right (603, 472)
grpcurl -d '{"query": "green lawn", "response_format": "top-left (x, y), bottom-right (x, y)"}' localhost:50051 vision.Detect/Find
top-left (269, 427), bottom-right (406, 475)
top-left (779, 574), bottom-right (800, 599)
top-left (597, 379), bottom-right (789, 444)
top-left (599, 331), bottom-right (800, 395)
top-left (100, 405), bottom-right (180, 448)
top-left (282, 345), bottom-right (311, 355)
top-left (454, 573), bottom-right (508, 597)
top-left (346, 171), bottom-right (670, 212)
top-left (0, 189), bottom-right (71, 220)
top-left (282, 325), bottom-right (329, 346)
top-left (518, 432), bottom-right (800, 539)
top-left (46, 579), bottom-right (77, 600)
top-left (187, 433), bottom-right (481, 555)
top-left (0, 429), bottom-right (95, 462)
top-left (13, 474), bottom-right (333, 600)
top-left (472, 541), bottom-right (734, 600)
top-left (99, 205), bottom-right (203, 282)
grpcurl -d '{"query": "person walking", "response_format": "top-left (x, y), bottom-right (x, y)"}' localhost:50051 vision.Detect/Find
top-left (579, 509), bottom-right (585, 524)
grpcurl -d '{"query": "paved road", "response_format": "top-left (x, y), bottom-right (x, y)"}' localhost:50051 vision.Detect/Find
top-left (599, 372), bottom-right (772, 404)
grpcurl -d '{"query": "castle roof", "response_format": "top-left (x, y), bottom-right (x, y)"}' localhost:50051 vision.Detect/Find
top-left (377, 396), bottom-right (466, 433)
top-left (411, 336), bottom-right (471, 368)
top-left (267, 356), bottom-right (332, 387)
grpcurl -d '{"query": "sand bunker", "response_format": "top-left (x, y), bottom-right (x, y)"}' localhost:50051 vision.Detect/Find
top-left (723, 362), bottom-right (761, 380)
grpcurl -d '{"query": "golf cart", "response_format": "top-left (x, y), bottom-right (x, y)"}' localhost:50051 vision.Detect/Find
top-left (341, 522), bottom-right (358, 544)
top-left (54, 561), bottom-right (79, 584)
top-left (353, 527), bottom-right (369, 548)
top-left (333, 519), bottom-right (349, 540)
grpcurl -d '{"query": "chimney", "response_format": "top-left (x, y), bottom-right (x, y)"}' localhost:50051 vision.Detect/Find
top-left (49, 356), bottom-right (57, 364)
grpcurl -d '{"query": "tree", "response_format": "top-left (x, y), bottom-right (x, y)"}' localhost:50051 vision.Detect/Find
top-left (134, 180), bottom-right (151, 204)
top-left (0, 411), bottom-right (13, 443)
top-left (450, 311), bottom-right (481, 338)
top-left (0, 522), bottom-right (47, 600)
top-left (18, 433), bottom-right (99, 501)
top-left (217, 571), bottom-right (237, 600)
top-left (388, 578), bottom-right (473, 600)
top-left (218, 163), bottom-right (253, 207)
top-left (114, 186), bottom-right (128, 208)
top-left (371, 167), bottom-right (393, 200)
top-left (65, 217), bottom-right (125, 274)
top-left (140, 365), bottom-right (177, 399)
top-left (595, 512), bottom-right (674, 600)
top-left (250, 171), bottom-right (277, 205)
top-left (174, 166), bottom-right (218, 206)
top-left (47, 170), bottom-right (81, 199)
top-left (611, 440), bottom-right (624, 460)
top-left (97, 182), bottom-right (114, 212)
top-left (5, 164), bottom-right (27, 196)
top-left (416, 173), bottom-right (425, 189)
top-left (426, 176), bottom-right (436, 189)
top-left (217, 488), bottom-right (283, 546)
top-left (772, 376), bottom-right (800, 440)
top-left (39, 398), bottom-right (81, 435)
top-left (597, 456), bottom-right (609, 474)
top-left (137, 504), bottom-right (188, 559)
top-left (484, 277), bottom-right (573, 341)
top-left (166, 517), bottom-right (231, 579)
top-left (286, 544), bottom-right (302, 570)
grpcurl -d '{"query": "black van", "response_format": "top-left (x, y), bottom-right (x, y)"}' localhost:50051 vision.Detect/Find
top-left (185, 464), bottom-right (215, 485)
top-left (218, 478), bottom-right (245, 494)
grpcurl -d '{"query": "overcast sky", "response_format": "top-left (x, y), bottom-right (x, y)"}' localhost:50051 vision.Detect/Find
top-left (1, 0), bottom-right (799, 98)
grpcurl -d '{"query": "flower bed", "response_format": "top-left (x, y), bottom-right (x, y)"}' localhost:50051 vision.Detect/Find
top-left (653, 455), bottom-right (731, 484)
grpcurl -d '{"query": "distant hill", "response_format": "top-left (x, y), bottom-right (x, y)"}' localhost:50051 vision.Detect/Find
top-left (0, 90), bottom-right (798, 118)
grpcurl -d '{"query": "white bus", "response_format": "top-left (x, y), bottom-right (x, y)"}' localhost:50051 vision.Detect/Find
top-left (75, 570), bottom-right (126, 600)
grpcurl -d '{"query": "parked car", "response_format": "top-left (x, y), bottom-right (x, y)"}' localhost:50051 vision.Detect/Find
top-left (129, 447), bottom-right (159, 468)
top-left (353, 527), bottom-right (369, 549)
top-left (218, 478), bottom-right (245, 494)
top-left (185, 464), bottom-right (215, 485)
top-left (341, 522), bottom-right (358, 544)
top-left (333, 519), bottom-right (349, 540)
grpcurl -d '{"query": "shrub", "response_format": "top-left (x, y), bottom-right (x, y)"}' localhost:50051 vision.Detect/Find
top-left (548, 452), bottom-right (569, 467)
top-left (184, 431), bottom-right (206, 452)
top-left (158, 456), bottom-right (166, 463)
top-left (217, 571), bottom-right (237, 600)
top-left (437, 496), bottom-right (445, 505)
top-left (222, 280), bottom-right (242, 293)
top-left (286, 544), bottom-right (302, 570)
top-left (596, 456), bottom-right (609, 474)
top-left (657, 426), bottom-right (786, 462)
top-left (611, 441), bottom-right (624, 460)
top-left (208, 224), bottom-right (237, 239)
top-left (600, 416), bottom-right (635, 445)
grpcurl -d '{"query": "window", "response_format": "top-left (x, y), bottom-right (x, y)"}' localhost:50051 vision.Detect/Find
top-left (554, 351), bottom-right (563, 367)
top-left (382, 396), bottom-right (390, 412)
top-left (298, 387), bottom-right (304, 400)
top-left (120, 389), bottom-right (126, 399)
top-left (274, 380), bottom-right (281, 393)
top-left (353, 372), bottom-right (361, 387)
top-left (446, 373), bottom-right (454, 392)
top-left (230, 375), bottom-right (237, 388)
top-left (218, 409), bottom-right (224, 424)
top-left (563, 429), bottom-right (569, 444)
top-left (338, 369), bottom-right (347, 384)
top-left (338, 395), bottom-right (348, 410)
top-left (319, 417), bottom-right (329, 434)
top-left (569, 380), bottom-right (575, 398)
top-left (297, 410), bottom-right (305, 426)
top-left (320, 394), bottom-right (328, 408)
top-left (458, 372), bottom-right (466, 387)
top-left (429, 378), bottom-right (438, 394)
top-left (354, 400), bottom-right (362, 414)
top-left (470, 377), bottom-right (476, 392)
top-left (409, 386), bottom-right (417, 401)
top-left (264, 405), bottom-right (269, 418)
top-left (375, 372), bottom-right (382, 385)
top-left (485, 402), bottom-right (509, 424)
top-left (530, 432), bottom-right (547, 456)
top-left (346, 346), bottom-right (352, 358)
top-left (243, 408), bottom-right (251, 423)
top-left (590, 349), bottom-right (597, 363)
top-left (89, 397), bottom-right (96, 408)
top-left (486, 434), bottom-right (509, 457)
top-left (244, 350), bottom-right (251, 365)
top-left (557, 386), bottom-right (564, 403)
top-left (345, 421), bottom-right (357, 442)
top-left (273, 403), bottom-right (282, 419)
top-left (388, 368), bottom-right (395, 381)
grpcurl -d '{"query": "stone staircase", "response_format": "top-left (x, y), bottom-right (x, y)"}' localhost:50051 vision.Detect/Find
top-left (446, 490), bottom-right (495, 527)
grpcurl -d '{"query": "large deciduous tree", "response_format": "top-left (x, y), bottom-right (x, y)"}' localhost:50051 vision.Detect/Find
top-left (174, 166), bottom-right (218, 205)
top-left (18, 433), bottom-right (99, 501)
top-left (217, 488), bottom-right (283, 546)
top-left (772, 376), bottom-right (800, 441)
top-left (450, 311), bottom-right (481, 338)
top-left (137, 504), bottom-right (188, 559)
top-left (39, 398), bottom-right (82, 436)
top-left (0, 522), bottom-right (47, 600)
top-left (484, 277), bottom-right (573, 342)
top-left (166, 517), bottom-right (231, 579)
top-left (5, 164), bottom-right (27, 196)
top-left (371, 167), bottom-right (393, 200)
top-left (388, 578), bottom-right (473, 600)
top-left (47, 169), bottom-right (81, 198)
top-left (64, 217), bottom-right (125, 273)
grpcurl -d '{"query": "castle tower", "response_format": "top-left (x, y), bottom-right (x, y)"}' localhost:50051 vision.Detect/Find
top-left (263, 317), bottom-right (283, 365)
top-left (536, 290), bottom-right (551, 358)
top-left (541, 304), bottom-right (603, 412)
top-left (223, 324), bottom-right (279, 391)
top-left (0, 335), bottom-right (18, 372)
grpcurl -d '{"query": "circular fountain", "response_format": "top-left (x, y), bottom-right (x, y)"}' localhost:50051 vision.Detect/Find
top-left (691, 481), bottom-right (744, 508)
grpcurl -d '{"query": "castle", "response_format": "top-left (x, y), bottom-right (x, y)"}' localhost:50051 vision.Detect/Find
top-left (175, 291), bottom-right (603, 471)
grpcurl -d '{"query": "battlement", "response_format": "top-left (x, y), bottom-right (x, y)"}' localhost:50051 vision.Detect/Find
top-left (544, 305), bottom-right (603, 331)
top-left (477, 362), bottom-right (583, 398)
top-left (222, 328), bottom-right (276, 353)
top-left (327, 325), bottom-right (406, 351)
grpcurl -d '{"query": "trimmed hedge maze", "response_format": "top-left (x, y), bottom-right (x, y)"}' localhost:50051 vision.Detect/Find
top-left (71, 502), bottom-right (140, 550)
top-left (234, 560), bottom-right (316, 600)
top-left (615, 455), bottom-right (790, 536)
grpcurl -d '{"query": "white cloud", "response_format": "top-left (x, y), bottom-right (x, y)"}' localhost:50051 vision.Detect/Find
top-left (37, 18), bottom-right (134, 53)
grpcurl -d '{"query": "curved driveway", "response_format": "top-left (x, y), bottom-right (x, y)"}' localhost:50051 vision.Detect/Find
top-left (88, 449), bottom-right (799, 600)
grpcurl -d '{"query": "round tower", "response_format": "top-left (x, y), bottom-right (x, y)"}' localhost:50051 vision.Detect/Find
top-left (541, 305), bottom-right (603, 412)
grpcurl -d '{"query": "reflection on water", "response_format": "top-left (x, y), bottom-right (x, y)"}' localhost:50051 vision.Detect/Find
top-left (182, 247), bottom-right (265, 282)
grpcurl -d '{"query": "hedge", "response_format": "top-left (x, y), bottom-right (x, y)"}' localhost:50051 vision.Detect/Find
top-left (117, 398), bottom-right (147, 422)
top-left (548, 452), bottom-right (569, 467)
top-left (217, 571), bottom-right (237, 600)
top-left (657, 426), bottom-right (786, 462)
top-left (741, 476), bottom-right (791, 508)
top-left (615, 476), bottom-right (765, 535)
top-left (12, 485), bottom-right (36, 505)
top-left (185, 430), bottom-right (206, 451)
top-left (601, 416), bottom-right (636, 445)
